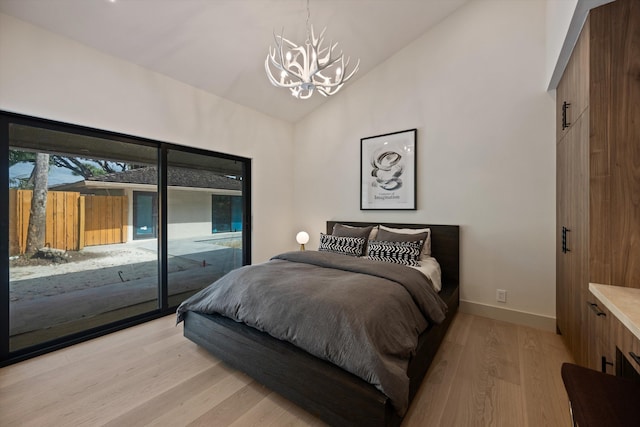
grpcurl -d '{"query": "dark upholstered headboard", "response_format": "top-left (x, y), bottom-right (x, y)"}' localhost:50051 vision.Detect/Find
top-left (326, 221), bottom-right (460, 287)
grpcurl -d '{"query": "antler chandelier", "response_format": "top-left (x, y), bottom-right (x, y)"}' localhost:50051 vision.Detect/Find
top-left (264, 0), bottom-right (359, 99)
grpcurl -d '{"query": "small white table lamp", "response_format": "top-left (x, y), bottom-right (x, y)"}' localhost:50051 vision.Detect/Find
top-left (296, 231), bottom-right (310, 251)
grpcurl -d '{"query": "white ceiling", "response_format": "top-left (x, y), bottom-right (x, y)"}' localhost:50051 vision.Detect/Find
top-left (0, 0), bottom-right (470, 123)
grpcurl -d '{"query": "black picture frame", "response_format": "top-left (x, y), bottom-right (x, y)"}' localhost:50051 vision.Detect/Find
top-left (360, 128), bottom-right (417, 210)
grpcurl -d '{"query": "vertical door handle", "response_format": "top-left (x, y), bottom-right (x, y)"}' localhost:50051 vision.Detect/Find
top-left (562, 101), bottom-right (571, 130)
top-left (562, 226), bottom-right (571, 253)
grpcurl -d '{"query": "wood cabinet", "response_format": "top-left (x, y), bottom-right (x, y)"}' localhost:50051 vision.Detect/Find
top-left (612, 315), bottom-right (640, 376)
top-left (586, 295), bottom-right (614, 373)
top-left (589, 284), bottom-right (640, 376)
top-left (556, 112), bottom-right (589, 364)
top-left (556, 0), bottom-right (640, 368)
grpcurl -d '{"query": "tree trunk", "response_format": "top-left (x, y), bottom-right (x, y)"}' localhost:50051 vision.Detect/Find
top-left (25, 153), bottom-right (49, 255)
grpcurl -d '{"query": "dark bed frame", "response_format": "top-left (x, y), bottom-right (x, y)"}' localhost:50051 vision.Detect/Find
top-left (182, 221), bottom-right (459, 427)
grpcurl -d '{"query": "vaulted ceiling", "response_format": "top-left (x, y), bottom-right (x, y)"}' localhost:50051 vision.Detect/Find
top-left (0, 0), bottom-right (470, 122)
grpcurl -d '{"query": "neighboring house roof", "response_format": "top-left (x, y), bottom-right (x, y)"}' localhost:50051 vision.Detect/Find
top-left (51, 166), bottom-right (242, 192)
top-left (90, 166), bottom-right (242, 190)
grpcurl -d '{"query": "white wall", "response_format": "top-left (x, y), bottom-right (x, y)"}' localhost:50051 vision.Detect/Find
top-left (0, 13), bottom-right (295, 263)
top-left (546, 0), bottom-right (614, 89)
top-left (546, 0), bottom-right (579, 85)
top-left (294, 0), bottom-right (556, 328)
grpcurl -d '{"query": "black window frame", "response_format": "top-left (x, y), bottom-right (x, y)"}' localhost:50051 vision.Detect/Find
top-left (0, 111), bottom-right (252, 366)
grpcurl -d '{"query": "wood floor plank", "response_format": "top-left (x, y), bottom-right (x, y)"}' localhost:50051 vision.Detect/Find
top-left (20, 340), bottom-right (218, 426)
top-left (438, 316), bottom-right (501, 425)
top-left (260, 393), bottom-right (327, 427)
top-left (518, 325), bottom-right (573, 427)
top-left (0, 315), bottom-right (176, 388)
top-left (102, 362), bottom-right (232, 427)
top-left (0, 313), bottom-right (575, 427)
top-left (147, 373), bottom-right (254, 426)
top-left (438, 316), bottom-right (528, 426)
top-left (187, 381), bottom-right (271, 427)
top-left (228, 392), bottom-right (290, 427)
top-left (402, 340), bottom-right (464, 427)
top-left (443, 311), bottom-right (473, 345)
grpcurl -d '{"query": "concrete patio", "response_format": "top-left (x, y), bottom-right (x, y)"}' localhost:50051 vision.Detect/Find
top-left (9, 234), bottom-right (242, 350)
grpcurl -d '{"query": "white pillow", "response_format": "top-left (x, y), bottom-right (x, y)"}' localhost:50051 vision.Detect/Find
top-left (378, 225), bottom-right (431, 257)
top-left (410, 256), bottom-right (442, 292)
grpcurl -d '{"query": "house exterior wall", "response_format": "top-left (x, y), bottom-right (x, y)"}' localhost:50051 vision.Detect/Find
top-left (167, 189), bottom-right (213, 239)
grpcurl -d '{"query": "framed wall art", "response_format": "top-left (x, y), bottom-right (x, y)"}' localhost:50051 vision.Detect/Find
top-left (360, 128), bottom-right (416, 210)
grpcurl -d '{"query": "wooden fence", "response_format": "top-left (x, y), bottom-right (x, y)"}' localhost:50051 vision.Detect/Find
top-left (9, 190), bottom-right (128, 256)
top-left (83, 195), bottom-right (128, 247)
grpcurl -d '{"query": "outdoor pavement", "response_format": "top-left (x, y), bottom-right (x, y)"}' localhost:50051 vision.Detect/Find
top-left (9, 234), bottom-right (242, 344)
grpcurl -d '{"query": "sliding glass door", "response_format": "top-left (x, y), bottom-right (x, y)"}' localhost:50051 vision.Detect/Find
top-left (6, 123), bottom-right (159, 353)
top-left (0, 112), bottom-right (251, 364)
top-left (166, 149), bottom-right (247, 307)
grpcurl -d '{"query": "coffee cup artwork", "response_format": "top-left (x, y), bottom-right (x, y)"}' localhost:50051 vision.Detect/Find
top-left (371, 150), bottom-right (404, 191)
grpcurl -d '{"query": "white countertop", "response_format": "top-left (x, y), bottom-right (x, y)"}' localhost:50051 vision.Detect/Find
top-left (589, 283), bottom-right (640, 341)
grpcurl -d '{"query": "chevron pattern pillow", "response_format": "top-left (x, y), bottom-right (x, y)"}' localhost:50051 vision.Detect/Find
top-left (366, 240), bottom-right (423, 266)
top-left (318, 233), bottom-right (366, 257)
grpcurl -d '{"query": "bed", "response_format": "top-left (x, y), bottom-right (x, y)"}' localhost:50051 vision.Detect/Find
top-left (179, 221), bottom-right (459, 427)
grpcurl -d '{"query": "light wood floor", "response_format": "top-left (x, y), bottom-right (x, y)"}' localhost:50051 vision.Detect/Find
top-left (0, 312), bottom-right (574, 426)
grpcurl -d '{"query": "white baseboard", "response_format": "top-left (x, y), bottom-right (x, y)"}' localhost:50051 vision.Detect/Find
top-left (459, 300), bottom-right (557, 333)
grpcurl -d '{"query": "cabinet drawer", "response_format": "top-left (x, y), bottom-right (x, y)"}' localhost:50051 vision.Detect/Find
top-left (587, 296), bottom-right (614, 373)
top-left (612, 316), bottom-right (640, 375)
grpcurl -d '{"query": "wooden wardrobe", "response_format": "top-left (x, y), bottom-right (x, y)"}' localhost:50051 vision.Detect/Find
top-left (556, 0), bottom-right (640, 368)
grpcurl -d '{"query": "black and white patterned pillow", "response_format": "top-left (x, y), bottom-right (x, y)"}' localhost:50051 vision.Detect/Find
top-left (318, 233), bottom-right (366, 257)
top-left (366, 240), bottom-right (423, 266)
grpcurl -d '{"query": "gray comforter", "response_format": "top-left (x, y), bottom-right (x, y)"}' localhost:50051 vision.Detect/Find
top-left (176, 250), bottom-right (448, 415)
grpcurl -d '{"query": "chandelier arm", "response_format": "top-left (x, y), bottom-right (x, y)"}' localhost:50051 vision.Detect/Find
top-left (342, 58), bottom-right (360, 81)
top-left (267, 71), bottom-right (309, 88)
top-left (266, 55), bottom-right (309, 88)
top-left (312, 26), bottom-right (327, 46)
top-left (297, 89), bottom-right (314, 99)
top-left (316, 84), bottom-right (342, 96)
top-left (274, 32), bottom-right (304, 81)
top-left (316, 53), bottom-right (335, 68)
top-left (269, 37), bottom-right (307, 83)
top-left (285, 47), bottom-right (306, 77)
top-left (312, 56), bottom-right (359, 89)
top-left (318, 55), bottom-right (342, 72)
top-left (265, 58), bottom-right (283, 87)
top-left (267, 50), bottom-right (289, 79)
top-left (315, 45), bottom-right (335, 68)
top-left (278, 35), bottom-right (300, 49)
top-left (274, 31), bottom-right (290, 79)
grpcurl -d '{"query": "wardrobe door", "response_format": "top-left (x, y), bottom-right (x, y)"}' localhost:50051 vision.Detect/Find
top-left (556, 135), bottom-right (571, 341)
top-left (557, 112), bottom-right (590, 366)
top-left (556, 18), bottom-right (589, 142)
